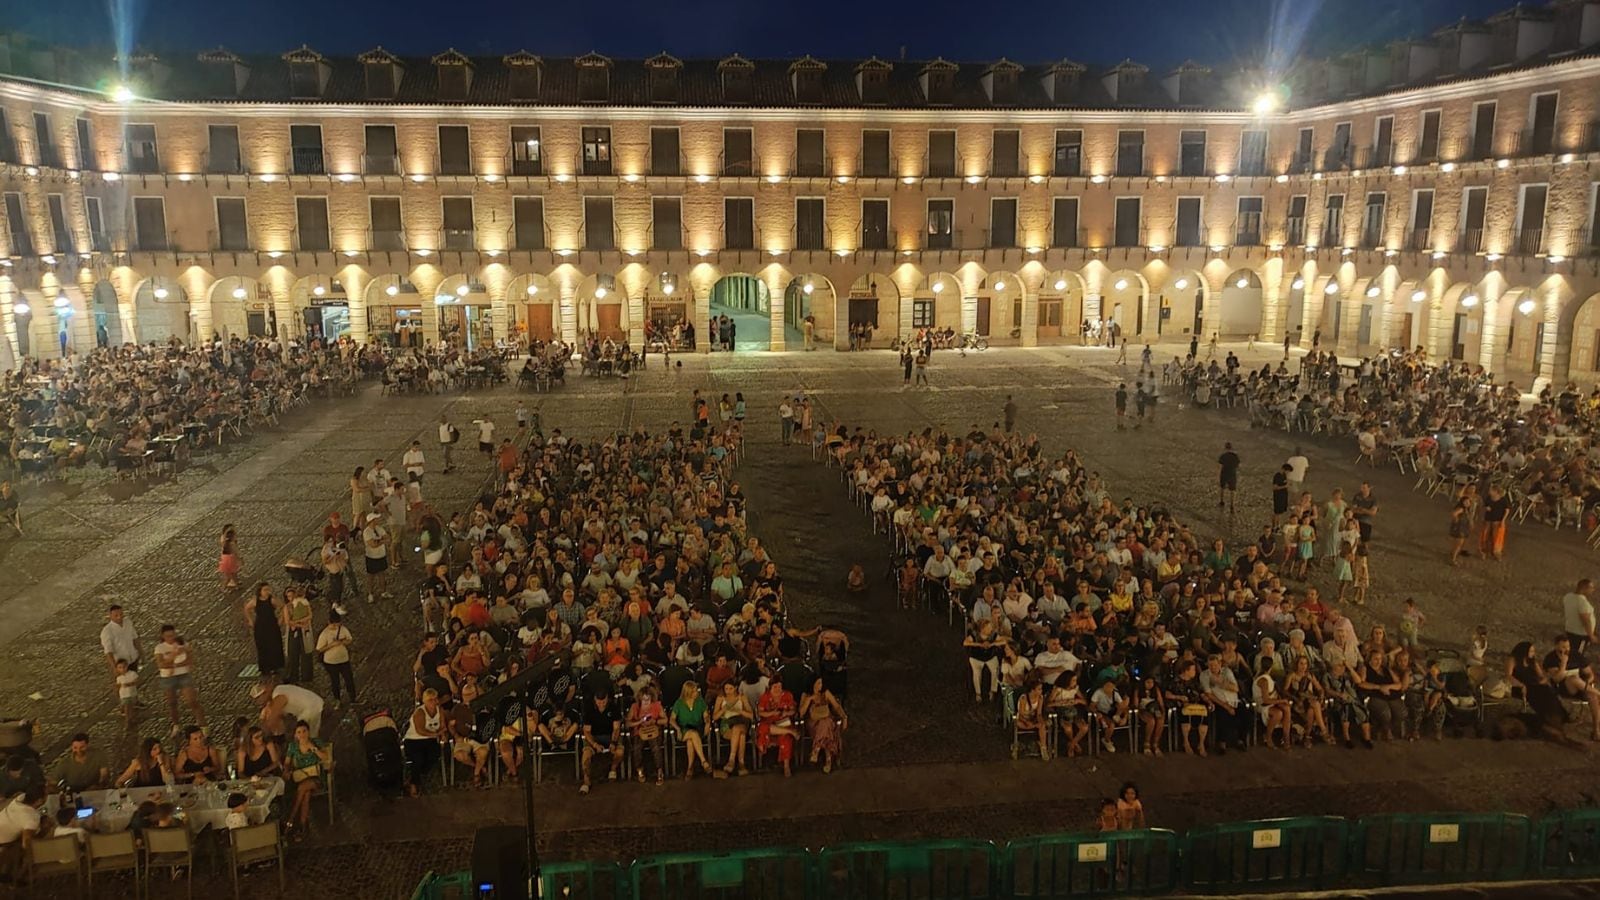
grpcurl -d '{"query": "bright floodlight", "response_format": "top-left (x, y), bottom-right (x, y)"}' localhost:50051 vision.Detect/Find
top-left (1518, 298), bottom-right (1536, 315)
top-left (1251, 91), bottom-right (1279, 116)
top-left (1175, 278), bottom-right (1189, 290)
top-left (111, 84), bottom-right (136, 103)
top-left (1054, 279), bottom-right (1067, 291)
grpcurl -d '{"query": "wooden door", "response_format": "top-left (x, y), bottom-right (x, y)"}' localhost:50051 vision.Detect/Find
top-left (595, 304), bottom-right (623, 340)
top-left (1038, 299), bottom-right (1062, 338)
top-left (527, 303), bottom-right (554, 341)
top-left (1397, 312), bottom-right (1413, 351)
top-left (975, 297), bottom-right (992, 335)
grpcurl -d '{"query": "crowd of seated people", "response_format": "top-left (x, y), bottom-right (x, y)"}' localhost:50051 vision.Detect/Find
top-left (1, 337), bottom-right (356, 480)
top-left (400, 407), bottom-right (848, 797)
top-left (1177, 348), bottom-right (1600, 530)
top-left (380, 345), bottom-right (511, 395)
top-left (577, 333), bottom-right (643, 377)
top-left (827, 421), bottom-right (1598, 760)
top-left (644, 318), bottom-right (695, 354)
top-left (515, 340), bottom-right (573, 391)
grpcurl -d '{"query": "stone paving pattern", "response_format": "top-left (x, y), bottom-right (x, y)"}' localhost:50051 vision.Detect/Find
top-left (1, 343), bottom-right (1598, 898)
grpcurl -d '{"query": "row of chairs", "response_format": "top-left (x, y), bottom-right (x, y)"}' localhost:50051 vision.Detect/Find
top-left (26, 819), bottom-right (284, 900)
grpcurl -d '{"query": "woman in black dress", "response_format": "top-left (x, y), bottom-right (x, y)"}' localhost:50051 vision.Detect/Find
top-left (245, 581), bottom-right (285, 680)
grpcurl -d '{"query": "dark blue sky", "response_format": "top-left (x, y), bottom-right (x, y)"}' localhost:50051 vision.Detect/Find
top-left (16, 0), bottom-right (1509, 68)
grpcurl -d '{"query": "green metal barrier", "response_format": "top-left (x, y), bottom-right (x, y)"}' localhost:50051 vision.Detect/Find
top-left (814, 839), bottom-right (1000, 899)
top-left (1004, 829), bottom-right (1179, 897)
top-left (1353, 812), bottom-right (1530, 884)
top-left (543, 860), bottom-right (630, 900)
top-left (1537, 809), bottom-right (1600, 876)
top-left (631, 847), bottom-right (810, 900)
top-left (409, 870), bottom-right (474, 900)
top-left (1180, 816), bottom-right (1349, 893)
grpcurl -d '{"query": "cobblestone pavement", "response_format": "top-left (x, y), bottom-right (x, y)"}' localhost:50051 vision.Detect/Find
top-left (2, 342), bottom-right (1597, 898)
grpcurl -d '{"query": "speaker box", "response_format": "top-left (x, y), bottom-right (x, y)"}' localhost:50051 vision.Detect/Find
top-left (471, 825), bottom-right (529, 900)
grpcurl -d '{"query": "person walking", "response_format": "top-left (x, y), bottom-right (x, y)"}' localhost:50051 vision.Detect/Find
top-left (914, 350), bottom-right (930, 386)
top-left (218, 524), bottom-right (241, 591)
top-left (1217, 442), bottom-right (1241, 513)
top-left (1003, 395), bottom-right (1018, 433)
top-left (437, 414), bottom-right (458, 474)
top-left (778, 398), bottom-right (795, 445)
top-left (1285, 447), bottom-right (1309, 496)
top-left (362, 513), bottom-right (392, 602)
top-left (1114, 384), bottom-right (1128, 430)
top-left (402, 440), bottom-right (426, 484)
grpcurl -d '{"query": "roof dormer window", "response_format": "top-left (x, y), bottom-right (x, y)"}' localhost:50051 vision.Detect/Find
top-left (576, 52), bottom-right (611, 103)
top-left (983, 60), bottom-right (1021, 105)
top-left (856, 58), bottom-right (891, 105)
top-left (920, 58), bottom-right (957, 105)
top-left (790, 56), bottom-right (826, 104)
top-left (504, 51), bottom-right (541, 102)
top-left (646, 52), bottom-right (682, 104)
top-left (433, 49), bottom-right (472, 102)
top-left (719, 54), bottom-right (754, 104)
top-left (283, 46), bottom-right (328, 99)
top-left (359, 47), bottom-right (401, 100)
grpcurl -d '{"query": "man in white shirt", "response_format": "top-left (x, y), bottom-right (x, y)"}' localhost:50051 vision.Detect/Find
top-left (0, 793), bottom-right (42, 876)
top-left (402, 441), bottom-right (426, 483)
top-left (778, 401), bottom-right (794, 445)
top-left (1033, 637), bottom-right (1081, 685)
top-left (99, 604), bottom-right (140, 679)
top-left (437, 414), bottom-right (458, 473)
top-left (253, 681), bottom-right (327, 739)
top-left (1563, 579), bottom-right (1597, 656)
top-left (362, 514), bottom-right (392, 602)
top-left (1285, 447), bottom-right (1310, 496)
top-left (367, 458), bottom-right (392, 497)
top-left (476, 417), bottom-right (496, 454)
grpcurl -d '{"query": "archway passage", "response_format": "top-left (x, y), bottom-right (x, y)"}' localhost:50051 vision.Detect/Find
top-left (710, 274), bottom-right (771, 351)
top-left (134, 280), bottom-right (190, 345)
top-left (1218, 269), bottom-right (1264, 340)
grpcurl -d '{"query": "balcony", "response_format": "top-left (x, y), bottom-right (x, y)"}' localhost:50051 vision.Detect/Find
top-left (1320, 221), bottom-right (1344, 248)
top-left (1467, 135), bottom-right (1495, 162)
top-left (1411, 142), bottom-right (1440, 165)
top-left (860, 156), bottom-right (892, 179)
top-left (1052, 148), bottom-right (1082, 178)
top-left (989, 155), bottom-right (1022, 179)
top-left (363, 153), bottom-right (400, 176)
top-left (926, 229), bottom-right (954, 250)
top-left (1115, 151), bottom-right (1144, 178)
top-left (1515, 227), bottom-right (1544, 256)
top-left (1111, 227), bottom-right (1145, 249)
top-left (126, 151), bottom-right (160, 175)
top-left (204, 150), bottom-right (243, 175)
top-left (793, 221), bottom-right (830, 252)
top-left (1285, 216), bottom-right (1306, 246)
top-left (581, 155), bottom-right (612, 177)
top-left (1460, 228), bottom-right (1486, 254)
top-left (1233, 220), bottom-right (1263, 246)
top-left (1359, 226), bottom-right (1384, 250)
top-left (0, 136), bottom-right (15, 164)
top-left (510, 223), bottom-right (547, 252)
top-left (1406, 227), bottom-right (1431, 251)
top-left (1178, 150), bottom-right (1207, 178)
top-left (793, 155), bottom-right (830, 179)
top-left (291, 147), bottom-right (325, 176)
top-left (649, 228), bottom-right (681, 252)
top-left (8, 233), bottom-right (33, 256)
top-left (1051, 227), bottom-right (1085, 249)
top-left (1513, 129), bottom-right (1555, 158)
top-left (1173, 227), bottom-right (1204, 248)
top-left (369, 228), bottom-right (406, 252)
top-left (36, 145), bottom-right (60, 169)
top-left (439, 156), bottom-right (473, 177)
top-left (89, 231), bottom-right (109, 252)
top-left (986, 227), bottom-right (1019, 249)
top-left (209, 229), bottom-right (251, 252)
top-left (720, 151), bottom-right (756, 178)
top-left (1357, 145), bottom-right (1393, 169)
top-left (1583, 122), bottom-right (1600, 154)
top-left (1322, 146), bottom-right (1352, 171)
top-left (442, 228), bottom-right (475, 251)
top-left (1287, 152), bottom-right (1312, 175)
top-left (1582, 228), bottom-right (1600, 256)
top-left (131, 231), bottom-right (169, 252)
top-left (926, 155), bottom-right (958, 179)
top-left (294, 231), bottom-right (331, 252)
top-left (1237, 157), bottom-right (1268, 178)
top-left (860, 226), bottom-right (893, 252)
top-left (722, 229), bottom-right (756, 251)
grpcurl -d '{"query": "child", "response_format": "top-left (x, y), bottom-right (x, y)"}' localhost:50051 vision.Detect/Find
top-left (1398, 598), bottom-right (1425, 650)
top-left (1448, 503), bottom-right (1470, 565)
top-left (114, 659), bottom-right (138, 727)
top-left (514, 403), bottom-right (529, 433)
top-left (1351, 543), bottom-right (1370, 606)
top-left (1334, 545), bottom-right (1354, 602)
top-left (218, 524), bottom-right (240, 590)
top-left (224, 793), bottom-right (251, 830)
top-left (845, 564), bottom-right (866, 594)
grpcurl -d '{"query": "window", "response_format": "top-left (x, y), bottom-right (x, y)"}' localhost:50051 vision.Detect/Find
top-left (1239, 129), bottom-right (1267, 176)
top-left (1174, 197), bottom-right (1202, 247)
top-left (207, 125), bottom-right (242, 174)
top-left (1322, 194), bottom-right (1345, 246)
top-left (927, 199), bottom-right (954, 249)
top-left (724, 197), bottom-right (754, 249)
top-left (294, 197), bottom-right (329, 251)
top-left (364, 125), bottom-right (398, 175)
top-left (862, 198), bottom-right (890, 250)
top-left (1114, 196), bottom-right (1141, 247)
top-left (0, 111), bottom-right (12, 164)
top-left (513, 197), bottom-right (545, 250)
top-left (132, 196), bottom-right (168, 251)
top-left (365, 60), bottom-right (397, 100)
top-left (46, 194), bottom-right (69, 251)
top-left (511, 127), bottom-right (543, 177)
top-left (991, 130), bottom-right (1020, 177)
top-left (76, 118), bottom-right (95, 170)
top-left (649, 127), bottom-right (679, 176)
top-left (1527, 92), bottom-right (1558, 156)
top-left (85, 196), bottom-right (106, 250)
top-left (649, 64), bottom-right (678, 104)
top-left (442, 197), bottom-right (475, 249)
top-left (509, 61), bottom-right (541, 101)
top-left (32, 113), bottom-right (56, 168)
top-left (1286, 195), bottom-right (1307, 245)
top-left (1052, 197), bottom-right (1079, 248)
top-left (581, 127), bottom-right (612, 176)
top-left (369, 197), bottom-right (404, 250)
top-left (1471, 102), bottom-right (1497, 160)
top-left (1053, 130), bottom-right (1082, 177)
top-left (2, 193), bottom-right (27, 256)
top-left (859, 67), bottom-right (888, 104)
top-left (1516, 183), bottom-right (1547, 255)
top-left (1116, 131), bottom-right (1144, 177)
top-left (794, 68), bottom-right (823, 104)
top-left (437, 125), bottom-right (471, 175)
top-left (214, 197), bottom-right (249, 251)
top-left (585, 197), bottom-right (615, 250)
top-left (1372, 115), bottom-right (1393, 167)
top-left (124, 124), bottom-right (159, 174)
top-left (912, 299), bottom-right (935, 328)
top-left (1292, 127), bottom-right (1313, 172)
top-left (1235, 196), bottom-right (1263, 245)
top-left (795, 198), bottom-right (825, 249)
top-left (1417, 110), bottom-right (1441, 162)
top-left (1409, 189), bottom-right (1434, 250)
top-left (1179, 131), bottom-right (1207, 177)
top-left (1361, 192), bottom-right (1386, 248)
top-left (289, 61), bottom-right (321, 99)
top-left (1460, 186), bottom-right (1488, 252)
top-left (577, 65), bottom-right (608, 103)
top-left (289, 124), bottom-right (324, 175)
top-left (989, 198), bottom-right (1017, 247)
top-left (928, 131), bottom-right (956, 178)
top-left (650, 198), bottom-right (681, 250)
top-left (795, 129), bottom-right (825, 177)
top-left (1327, 122), bottom-right (1351, 169)
top-left (862, 130), bottom-right (891, 178)
top-left (723, 128), bottom-right (753, 176)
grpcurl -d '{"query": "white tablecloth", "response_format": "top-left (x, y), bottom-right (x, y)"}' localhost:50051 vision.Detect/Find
top-left (44, 777), bottom-right (283, 833)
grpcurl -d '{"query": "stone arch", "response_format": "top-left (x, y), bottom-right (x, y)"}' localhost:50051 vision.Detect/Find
top-left (507, 273), bottom-right (561, 343)
top-left (1098, 268), bottom-right (1148, 345)
top-left (1437, 282), bottom-right (1484, 362)
top-left (1037, 270), bottom-right (1086, 343)
top-left (1568, 289), bottom-right (1600, 387)
top-left (288, 274), bottom-right (352, 346)
top-left (1156, 268), bottom-right (1208, 341)
top-left (574, 271), bottom-right (629, 343)
top-left (130, 276), bottom-right (192, 346)
top-left (783, 273), bottom-right (837, 349)
top-left (207, 275), bottom-right (264, 343)
top-left (364, 273), bottom-right (424, 348)
top-left (1217, 267), bottom-right (1265, 340)
top-left (92, 281), bottom-right (123, 348)
top-left (706, 271), bottom-right (768, 350)
top-left (1388, 278), bottom-right (1426, 353)
top-left (915, 270), bottom-right (963, 334)
top-left (846, 272), bottom-right (898, 346)
top-left (978, 269), bottom-right (1023, 341)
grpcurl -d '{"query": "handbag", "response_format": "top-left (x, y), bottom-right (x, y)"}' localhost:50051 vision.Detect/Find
top-left (290, 764), bottom-right (320, 783)
top-left (1181, 703), bottom-right (1208, 717)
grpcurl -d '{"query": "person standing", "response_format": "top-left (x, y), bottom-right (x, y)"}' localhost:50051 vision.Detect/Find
top-left (1114, 384), bottom-right (1128, 430)
top-left (1350, 481), bottom-right (1379, 544)
top-left (437, 414), bottom-right (458, 474)
top-left (1003, 395), bottom-right (1018, 433)
top-left (1140, 343), bottom-right (1153, 373)
top-left (1480, 485), bottom-right (1510, 561)
top-left (1217, 442), bottom-right (1241, 512)
top-left (900, 345), bottom-right (914, 385)
top-left (363, 513), bottom-right (392, 602)
top-left (154, 625), bottom-right (207, 734)
top-left (320, 534), bottom-right (349, 615)
top-left (778, 398), bottom-right (794, 445)
top-left (1285, 447), bottom-right (1309, 497)
top-left (100, 604), bottom-right (141, 684)
top-left (402, 440), bottom-right (426, 484)
top-left (1187, 335), bottom-right (1199, 361)
top-left (1563, 580), bottom-right (1597, 658)
top-left (1271, 463), bottom-right (1291, 527)
top-left (282, 586), bottom-right (314, 686)
top-left (245, 583), bottom-right (285, 683)
top-left (218, 524), bottom-right (241, 591)
top-left (803, 315), bottom-right (815, 351)
top-left (475, 416), bottom-right (496, 457)
top-left (384, 479), bottom-right (408, 568)
top-left (914, 350), bottom-right (930, 386)
top-left (315, 611), bottom-right (357, 705)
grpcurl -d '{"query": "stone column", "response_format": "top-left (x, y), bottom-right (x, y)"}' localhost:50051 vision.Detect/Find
top-left (1020, 287), bottom-right (1039, 347)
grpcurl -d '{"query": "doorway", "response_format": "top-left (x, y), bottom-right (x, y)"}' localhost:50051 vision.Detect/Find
top-left (975, 297), bottom-right (992, 336)
top-left (1397, 312), bottom-right (1414, 350)
top-left (1038, 299), bottom-right (1062, 338)
top-left (1451, 313), bottom-right (1467, 360)
top-left (710, 275), bottom-right (771, 351)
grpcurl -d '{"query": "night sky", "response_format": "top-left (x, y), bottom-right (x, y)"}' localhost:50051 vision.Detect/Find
top-left (15, 0), bottom-right (1513, 68)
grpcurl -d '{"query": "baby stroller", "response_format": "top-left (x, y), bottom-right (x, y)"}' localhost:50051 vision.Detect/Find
top-left (362, 709), bottom-right (405, 792)
top-left (1430, 648), bottom-right (1483, 736)
top-left (283, 549), bottom-right (325, 604)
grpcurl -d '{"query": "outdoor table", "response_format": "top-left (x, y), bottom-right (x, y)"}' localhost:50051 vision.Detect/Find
top-left (43, 777), bottom-right (283, 833)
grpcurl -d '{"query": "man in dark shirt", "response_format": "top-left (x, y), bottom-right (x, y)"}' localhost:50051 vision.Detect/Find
top-left (1350, 482), bottom-right (1379, 544)
top-left (1481, 485), bottom-right (1511, 561)
top-left (1217, 443), bottom-right (1241, 512)
top-left (579, 693), bottom-right (623, 795)
top-left (1271, 464), bottom-right (1291, 526)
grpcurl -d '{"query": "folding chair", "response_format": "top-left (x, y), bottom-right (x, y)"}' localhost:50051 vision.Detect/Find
top-left (86, 831), bottom-right (140, 897)
top-left (142, 825), bottom-right (194, 899)
top-left (27, 833), bottom-right (82, 896)
top-left (228, 821), bottom-right (284, 900)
